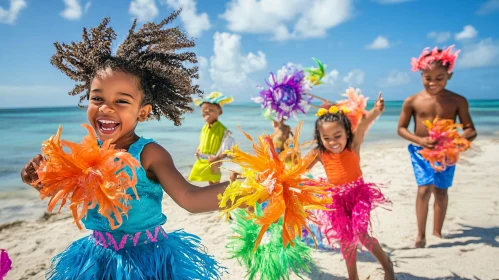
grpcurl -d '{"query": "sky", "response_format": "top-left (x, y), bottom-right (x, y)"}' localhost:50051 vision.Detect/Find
top-left (0, 0), bottom-right (498, 108)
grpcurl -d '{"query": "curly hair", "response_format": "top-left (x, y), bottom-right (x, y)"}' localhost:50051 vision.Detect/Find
top-left (314, 112), bottom-right (353, 153)
top-left (50, 9), bottom-right (201, 125)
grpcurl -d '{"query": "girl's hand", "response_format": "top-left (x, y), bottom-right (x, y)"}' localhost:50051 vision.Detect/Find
top-left (374, 92), bottom-right (385, 112)
top-left (195, 149), bottom-right (200, 159)
top-left (20, 154), bottom-right (44, 187)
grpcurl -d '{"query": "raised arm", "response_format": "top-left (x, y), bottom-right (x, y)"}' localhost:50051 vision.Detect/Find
top-left (142, 143), bottom-right (228, 213)
top-left (352, 92), bottom-right (384, 153)
top-left (457, 96), bottom-right (477, 141)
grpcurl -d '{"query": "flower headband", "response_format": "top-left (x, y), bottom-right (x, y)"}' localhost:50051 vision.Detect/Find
top-left (313, 87), bottom-right (369, 132)
top-left (411, 45), bottom-right (460, 73)
top-left (315, 105), bottom-right (351, 117)
top-left (193, 91), bottom-right (234, 107)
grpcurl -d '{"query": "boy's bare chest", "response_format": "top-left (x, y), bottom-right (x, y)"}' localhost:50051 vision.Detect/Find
top-left (413, 99), bottom-right (458, 121)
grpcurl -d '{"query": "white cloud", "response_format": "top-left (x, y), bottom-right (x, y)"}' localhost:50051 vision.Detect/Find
top-left (365, 36), bottom-right (390, 50)
top-left (343, 69), bottom-right (365, 87)
top-left (162, 0), bottom-right (210, 37)
top-left (372, 0), bottom-right (414, 3)
top-left (322, 69), bottom-right (340, 85)
top-left (206, 32), bottom-right (267, 92)
top-left (198, 56), bottom-right (208, 68)
top-left (60, 0), bottom-right (90, 20)
top-left (455, 25), bottom-right (478, 41)
top-left (293, 0), bottom-right (353, 39)
top-left (221, 0), bottom-right (353, 40)
top-left (129, 0), bottom-right (158, 22)
top-left (194, 56), bottom-right (209, 87)
top-left (458, 38), bottom-right (499, 69)
top-left (377, 71), bottom-right (410, 87)
top-left (477, 0), bottom-right (499, 15)
top-left (427, 31), bottom-right (451, 43)
top-left (0, 0), bottom-right (27, 24)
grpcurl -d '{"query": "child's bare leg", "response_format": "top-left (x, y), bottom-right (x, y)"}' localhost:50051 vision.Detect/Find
top-left (361, 235), bottom-right (395, 280)
top-left (340, 243), bottom-right (359, 280)
top-left (415, 185), bottom-right (432, 247)
top-left (431, 186), bottom-right (448, 238)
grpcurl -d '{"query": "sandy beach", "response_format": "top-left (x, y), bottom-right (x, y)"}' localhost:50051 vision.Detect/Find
top-left (1, 137), bottom-right (498, 280)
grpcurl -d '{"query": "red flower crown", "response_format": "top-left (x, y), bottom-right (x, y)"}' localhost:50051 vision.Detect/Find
top-left (411, 45), bottom-right (460, 73)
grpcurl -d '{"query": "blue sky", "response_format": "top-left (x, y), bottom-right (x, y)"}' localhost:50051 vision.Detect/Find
top-left (0, 0), bottom-right (498, 108)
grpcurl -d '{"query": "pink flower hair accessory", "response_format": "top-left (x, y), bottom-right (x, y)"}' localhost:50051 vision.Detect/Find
top-left (411, 45), bottom-right (460, 73)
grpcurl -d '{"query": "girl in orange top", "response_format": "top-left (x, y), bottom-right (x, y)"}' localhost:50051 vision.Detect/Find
top-left (307, 92), bottom-right (394, 280)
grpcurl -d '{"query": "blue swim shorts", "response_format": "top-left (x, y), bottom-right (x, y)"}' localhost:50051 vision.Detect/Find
top-left (408, 144), bottom-right (456, 189)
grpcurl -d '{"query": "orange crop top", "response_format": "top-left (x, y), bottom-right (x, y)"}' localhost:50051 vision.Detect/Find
top-left (321, 148), bottom-right (363, 185)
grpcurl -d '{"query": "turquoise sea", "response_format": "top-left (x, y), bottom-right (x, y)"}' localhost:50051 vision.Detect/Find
top-left (0, 100), bottom-right (498, 223)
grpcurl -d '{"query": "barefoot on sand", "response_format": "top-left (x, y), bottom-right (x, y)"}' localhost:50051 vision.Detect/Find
top-left (415, 237), bottom-right (426, 248)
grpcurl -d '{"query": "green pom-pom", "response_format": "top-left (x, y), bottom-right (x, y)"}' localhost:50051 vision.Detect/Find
top-left (227, 204), bottom-right (313, 280)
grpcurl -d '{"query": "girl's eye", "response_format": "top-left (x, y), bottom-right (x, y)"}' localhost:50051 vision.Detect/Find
top-left (117, 100), bottom-right (130, 104)
top-left (90, 97), bottom-right (103, 101)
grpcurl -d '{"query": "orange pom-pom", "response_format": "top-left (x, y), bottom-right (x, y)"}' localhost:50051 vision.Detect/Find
top-left (419, 118), bottom-right (471, 172)
top-left (34, 124), bottom-right (140, 230)
top-left (336, 87), bottom-right (368, 132)
top-left (219, 122), bottom-right (332, 250)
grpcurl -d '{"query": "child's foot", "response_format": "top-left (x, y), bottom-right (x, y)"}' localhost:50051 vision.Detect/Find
top-left (384, 257), bottom-right (395, 280)
top-left (414, 237), bottom-right (426, 248)
top-left (433, 232), bottom-right (442, 238)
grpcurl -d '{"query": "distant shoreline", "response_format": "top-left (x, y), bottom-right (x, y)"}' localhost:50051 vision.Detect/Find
top-left (1, 99), bottom-right (499, 111)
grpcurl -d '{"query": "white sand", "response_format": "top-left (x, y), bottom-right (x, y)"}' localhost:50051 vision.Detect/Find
top-left (1, 138), bottom-right (499, 279)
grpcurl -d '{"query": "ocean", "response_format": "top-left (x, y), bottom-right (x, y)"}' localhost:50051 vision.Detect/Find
top-left (0, 100), bottom-right (498, 223)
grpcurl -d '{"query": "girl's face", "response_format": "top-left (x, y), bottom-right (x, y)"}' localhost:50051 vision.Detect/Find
top-left (318, 121), bottom-right (348, 154)
top-left (421, 64), bottom-right (452, 95)
top-left (87, 70), bottom-right (151, 145)
top-left (201, 103), bottom-right (222, 124)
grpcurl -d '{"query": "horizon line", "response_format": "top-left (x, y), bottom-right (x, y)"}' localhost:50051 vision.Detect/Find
top-left (1, 98), bottom-right (498, 111)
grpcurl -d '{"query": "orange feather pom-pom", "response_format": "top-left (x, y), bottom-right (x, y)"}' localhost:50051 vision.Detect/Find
top-left (419, 118), bottom-right (471, 172)
top-left (33, 124), bottom-right (140, 230)
top-left (336, 87), bottom-right (368, 132)
top-left (219, 122), bottom-right (332, 250)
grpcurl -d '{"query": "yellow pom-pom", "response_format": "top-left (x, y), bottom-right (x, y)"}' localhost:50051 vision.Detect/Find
top-left (328, 106), bottom-right (339, 114)
top-left (316, 108), bottom-right (327, 117)
top-left (340, 106), bottom-right (351, 114)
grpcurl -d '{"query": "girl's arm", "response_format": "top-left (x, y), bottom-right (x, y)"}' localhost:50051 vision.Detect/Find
top-left (306, 148), bottom-right (321, 170)
top-left (352, 92), bottom-right (384, 154)
top-left (142, 143), bottom-right (229, 213)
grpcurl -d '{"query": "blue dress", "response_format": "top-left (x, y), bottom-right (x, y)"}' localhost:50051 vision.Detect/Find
top-left (46, 137), bottom-right (225, 279)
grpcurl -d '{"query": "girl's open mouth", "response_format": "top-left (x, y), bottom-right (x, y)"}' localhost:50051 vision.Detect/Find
top-left (97, 119), bottom-right (120, 135)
